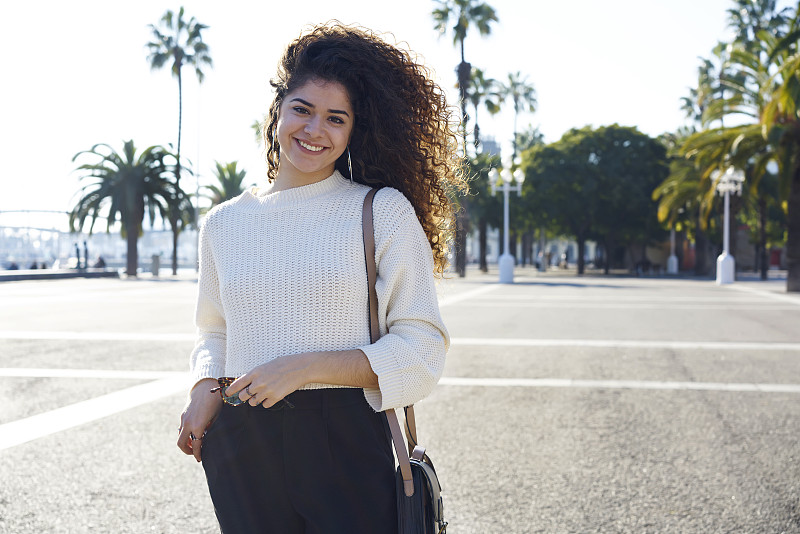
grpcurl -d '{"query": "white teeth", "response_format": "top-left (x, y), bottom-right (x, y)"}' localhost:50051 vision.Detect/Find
top-left (298, 140), bottom-right (324, 152)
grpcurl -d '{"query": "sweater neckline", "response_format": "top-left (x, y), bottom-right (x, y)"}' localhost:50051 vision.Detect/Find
top-left (237, 171), bottom-right (355, 210)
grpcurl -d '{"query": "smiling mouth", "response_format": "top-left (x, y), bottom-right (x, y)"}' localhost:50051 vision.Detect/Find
top-left (297, 139), bottom-right (325, 152)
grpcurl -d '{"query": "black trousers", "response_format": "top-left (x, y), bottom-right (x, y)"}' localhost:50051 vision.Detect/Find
top-left (202, 388), bottom-right (397, 533)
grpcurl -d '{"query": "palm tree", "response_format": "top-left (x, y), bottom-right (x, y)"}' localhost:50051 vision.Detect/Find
top-left (204, 161), bottom-right (252, 207)
top-left (146, 6), bottom-right (211, 174)
top-left (727, 0), bottom-right (792, 46)
top-left (497, 71), bottom-right (537, 159)
top-left (670, 2), bottom-right (799, 289)
top-left (146, 6), bottom-right (212, 274)
top-left (70, 140), bottom-right (186, 277)
top-left (432, 0), bottom-right (497, 278)
top-left (467, 67), bottom-right (500, 151)
top-left (432, 0), bottom-right (498, 154)
top-left (762, 9), bottom-right (800, 290)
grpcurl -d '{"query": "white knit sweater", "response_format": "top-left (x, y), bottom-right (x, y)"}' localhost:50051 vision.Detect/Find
top-left (189, 171), bottom-right (449, 412)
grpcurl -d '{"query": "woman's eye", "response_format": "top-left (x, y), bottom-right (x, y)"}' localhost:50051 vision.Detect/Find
top-left (293, 106), bottom-right (309, 114)
top-left (328, 116), bottom-right (344, 125)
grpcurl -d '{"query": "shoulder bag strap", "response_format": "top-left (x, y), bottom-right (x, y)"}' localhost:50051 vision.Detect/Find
top-left (361, 188), bottom-right (416, 497)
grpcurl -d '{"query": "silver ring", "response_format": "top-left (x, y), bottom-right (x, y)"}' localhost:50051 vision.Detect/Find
top-left (190, 432), bottom-right (204, 441)
top-left (245, 385), bottom-right (254, 397)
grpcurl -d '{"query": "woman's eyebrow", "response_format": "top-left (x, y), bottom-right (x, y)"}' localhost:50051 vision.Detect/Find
top-left (290, 97), bottom-right (350, 117)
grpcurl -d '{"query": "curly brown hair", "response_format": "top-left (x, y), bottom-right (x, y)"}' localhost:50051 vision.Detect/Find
top-left (263, 22), bottom-right (466, 275)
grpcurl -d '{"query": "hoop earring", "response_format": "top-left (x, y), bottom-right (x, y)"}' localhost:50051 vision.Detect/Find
top-left (347, 146), bottom-right (353, 184)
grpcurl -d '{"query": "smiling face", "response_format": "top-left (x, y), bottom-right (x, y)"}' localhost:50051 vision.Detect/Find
top-left (275, 78), bottom-right (354, 188)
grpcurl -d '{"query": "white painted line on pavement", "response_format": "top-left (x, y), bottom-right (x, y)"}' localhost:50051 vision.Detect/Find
top-left (2, 367), bottom-right (797, 450)
top-left (438, 284), bottom-right (499, 307)
top-left (2, 332), bottom-right (799, 351)
top-left (0, 331), bottom-right (195, 341)
top-left (0, 368), bottom-right (184, 380)
top-left (450, 302), bottom-right (799, 310)
top-left (439, 376), bottom-right (800, 393)
top-left (451, 338), bottom-right (800, 351)
top-left (471, 295), bottom-right (766, 302)
top-left (0, 374), bottom-right (191, 451)
top-left (727, 284), bottom-right (800, 307)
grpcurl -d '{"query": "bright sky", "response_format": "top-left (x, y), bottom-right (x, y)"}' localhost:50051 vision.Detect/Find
top-left (1, 0), bottom-right (791, 227)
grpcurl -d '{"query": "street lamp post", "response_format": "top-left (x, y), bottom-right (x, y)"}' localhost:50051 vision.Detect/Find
top-left (489, 161), bottom-right (524, 283)
top-left (667, 227), bottom-right (678, 274)
top-left (714, 166), bottom-right (745, 285)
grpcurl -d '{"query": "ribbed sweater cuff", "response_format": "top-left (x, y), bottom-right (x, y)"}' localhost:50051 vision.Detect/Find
top-left (360, 341), bottom-right (404, 412)
top-left (191, 361), bottom-right (226, 385)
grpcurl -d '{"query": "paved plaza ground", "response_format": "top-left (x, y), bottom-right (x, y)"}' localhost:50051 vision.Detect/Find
top-left (1, 269), bottom-right (799, 533)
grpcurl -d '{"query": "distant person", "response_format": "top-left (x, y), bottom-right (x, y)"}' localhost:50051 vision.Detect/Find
top-left (29, 261), bottom-right (38, 269)
top-left (8, 262), bottom-right (19, 270)
top-left (176, 23), bottom-right (462, 533)
top-left (93, 256), bottom-right (106, 268)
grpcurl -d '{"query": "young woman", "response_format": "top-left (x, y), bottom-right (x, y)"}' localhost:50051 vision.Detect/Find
top-left (177, 22), bottom-right (465, 533)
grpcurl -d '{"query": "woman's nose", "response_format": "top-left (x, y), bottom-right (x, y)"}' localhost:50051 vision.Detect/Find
top-left (304, 116), bottom-right (322, 136)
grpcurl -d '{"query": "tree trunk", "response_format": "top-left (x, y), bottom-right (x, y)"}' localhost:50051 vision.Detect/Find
top-left (171, 216), bottom-right (179, 276)
top-left (510, 232), bottom-right (517, 263)
top-left (695, 216), bottom-right (709, 276)
top-left (525, 231), bottom-right (534, 267)
top-left (177, 70), bottom-right (183, 174)
top-left (577, 235), bottom-right (586, 275)
top-left (786, 168), bottom-right (800, 292)
top-left (126, 228), bottom-right (138, 277)
top-left (479, 217), bottom-right (488, 273)
top-left (173, 69), bottom-right (183, 277)
top-left (759, 197), bottom-right (768, 281)
top-left (455, 212), bottom-right (467, 277)
top-left (603, 235), bottom-right (615, 275)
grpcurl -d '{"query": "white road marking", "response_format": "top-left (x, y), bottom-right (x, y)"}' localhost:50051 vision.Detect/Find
top-left (450, 338), bottom-right (800, 351)
top-left (0, 374), bottom-right (191, 451)
top-left (727, 284), bottom-right (800, 307)
top-left (470, 295), bottom-right (766, 302)
top-left (0, 368), bottom-right (183, 379)
top-left (2, 332), bottom-right (799, 351)
top-left (0, 331), bottom-right (195, 341)
top-left (437, 284), bottom-right (499, 307)
top-left (438, 376), bottom-right (800, 393)
top-left (448, 302), bottom-right (799, 310)
top-left (2, 366), bottom-right (799, 450)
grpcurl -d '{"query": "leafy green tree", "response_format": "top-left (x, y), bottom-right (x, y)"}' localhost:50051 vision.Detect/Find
top-left (523, 126), bottom-right (668, 274)
top-left (70, 141), bottom-right (187, 277)
top-left (497, 71), bottom-right (537, 159)
top-left (204, 161), bottom-right (252, 207)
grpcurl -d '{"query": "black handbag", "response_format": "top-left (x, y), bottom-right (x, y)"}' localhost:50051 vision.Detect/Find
top-left (361, 188), bottom-right (448, 534)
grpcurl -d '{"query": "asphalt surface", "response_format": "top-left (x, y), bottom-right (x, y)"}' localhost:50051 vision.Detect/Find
top-left (1, 269), bottom-right (799, 533)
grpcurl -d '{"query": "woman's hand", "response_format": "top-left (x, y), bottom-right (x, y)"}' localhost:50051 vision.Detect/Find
top-left (177, 378), bottom-right (222, 462)
top-left (225, 350), bottom-right (379, 408)
top-left (226, 354), bottom-right (314, 408)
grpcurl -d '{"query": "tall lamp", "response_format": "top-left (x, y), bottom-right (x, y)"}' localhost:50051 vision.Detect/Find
top-left (489, 160), bottom-right (524, 283)
top-left (714, 166), bottom-right (745, 285)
